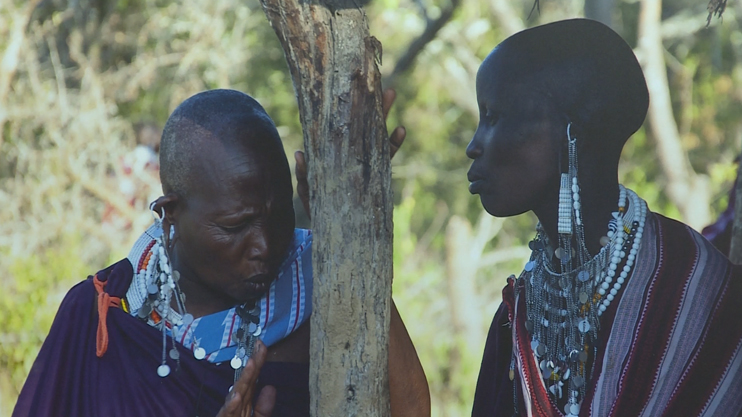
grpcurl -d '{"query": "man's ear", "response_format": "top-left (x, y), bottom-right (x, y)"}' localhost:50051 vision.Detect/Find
top-left (151, 194), bottom-right (180, 242)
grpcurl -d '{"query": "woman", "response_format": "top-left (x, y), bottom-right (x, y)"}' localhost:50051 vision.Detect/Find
top-left (467, 19), bottom-right (742, 416)
top-left (14, 89), bottom-right (429, 417)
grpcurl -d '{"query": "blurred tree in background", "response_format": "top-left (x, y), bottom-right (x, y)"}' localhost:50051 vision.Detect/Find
top-left (0, 0), bottom-right (740, 415)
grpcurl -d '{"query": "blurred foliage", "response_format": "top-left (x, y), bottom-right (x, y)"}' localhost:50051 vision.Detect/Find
top-left (0, 235), bottom-right (88, 406)
top-left (1, 0), bottom-right (741, 415)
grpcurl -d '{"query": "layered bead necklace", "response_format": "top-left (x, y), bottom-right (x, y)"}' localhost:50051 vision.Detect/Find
top-left (517, 185), bottom-right (647, 416)
top-left (129, 212), bottom-right (262, 386)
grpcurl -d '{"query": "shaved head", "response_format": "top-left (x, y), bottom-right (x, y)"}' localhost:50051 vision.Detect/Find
top-left (479, 19), bottom-right (648, 153)
top-left (160, 89), bottom-right (290, 198)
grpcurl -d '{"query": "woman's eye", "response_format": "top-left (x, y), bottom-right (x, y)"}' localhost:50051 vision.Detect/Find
top-left (220, 218), bottom-right (253, 232)
top-left (220, 223), bottom-right (247, 232)
top-left (485, 109), bottom-right (500, 125)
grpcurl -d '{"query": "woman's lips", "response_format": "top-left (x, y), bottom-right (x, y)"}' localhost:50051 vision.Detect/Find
top-left (467, 170), bottom-right (485, 194)
top-left (469, 179), bottom-right (484, 194)
top-left (243, 273), bottom-right (273, 293)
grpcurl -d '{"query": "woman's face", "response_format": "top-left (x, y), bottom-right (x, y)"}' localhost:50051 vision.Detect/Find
top-left (466, 54), bottom-right (562, 218)
top-left (170, 139), bottom-right (295, 303)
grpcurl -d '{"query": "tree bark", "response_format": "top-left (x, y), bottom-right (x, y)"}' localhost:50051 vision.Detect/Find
top-left (637, 0), bottom-right (711, 230)
top-left (260, 1), bottom-right (392, 416)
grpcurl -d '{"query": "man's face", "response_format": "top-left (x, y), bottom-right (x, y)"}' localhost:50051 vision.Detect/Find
top-left (466, 52), bottom-right (562, 218)
top-left (172, 136), bottom-right (295, 303)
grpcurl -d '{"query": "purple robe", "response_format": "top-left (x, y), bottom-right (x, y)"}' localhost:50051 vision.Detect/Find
top-left (473, 214), bottom-right (742, 416)
top-left (13, 260), bottom-right (309, 417)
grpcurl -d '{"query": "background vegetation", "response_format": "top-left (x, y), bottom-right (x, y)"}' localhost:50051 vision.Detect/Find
top-left (1, 0), bottom-right (741, 415)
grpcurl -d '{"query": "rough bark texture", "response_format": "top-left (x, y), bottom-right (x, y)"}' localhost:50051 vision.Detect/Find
top-left (260, 1), bottom-right (392, 416)
top-left (638, 0), bottom-right (711, 230)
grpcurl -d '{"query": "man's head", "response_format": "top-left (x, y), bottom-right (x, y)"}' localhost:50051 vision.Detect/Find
top-left (467, 19), bottom-right (648, 217)
top-left (155, 89), bottom-right (295, 304)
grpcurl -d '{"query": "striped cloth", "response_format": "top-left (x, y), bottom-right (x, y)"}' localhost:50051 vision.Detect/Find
top-left (503, 213), bottom-right (742, 416)
top-left (125, 224), bottom-right (313, 363)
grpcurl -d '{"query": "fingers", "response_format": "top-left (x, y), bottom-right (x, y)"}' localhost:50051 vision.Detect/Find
top-left (382, 88), bottom-right (396, 122)
top-left (294, 151), bottom-right (311, 220)
top-left (254, 386), bottom-right (277, 417)
top-left (390, 126), bottom-right (406, 160)
top-left (216, 390), bottom-right (242, 417)
top-left (216, 341), bottom-right (269, 417)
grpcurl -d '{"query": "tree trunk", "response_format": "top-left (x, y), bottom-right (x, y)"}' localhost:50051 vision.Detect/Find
top-left (260, 1), bottom-right (392, 416)
top-left (637, 0), bottom-right (711, 230)
top-left (584, 0), bottom-right (615, 28)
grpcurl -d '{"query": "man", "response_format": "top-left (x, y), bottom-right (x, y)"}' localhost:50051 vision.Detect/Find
top-left (467, 19), bottom-right (742, 416)
top-left (14, 89), bottom-right (430, 417)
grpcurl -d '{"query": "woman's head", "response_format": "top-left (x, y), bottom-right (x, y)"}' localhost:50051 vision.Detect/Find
top-left (155, 90), bottom-right (295, 304)
top-left (467, 19), bottom-right (648, 217)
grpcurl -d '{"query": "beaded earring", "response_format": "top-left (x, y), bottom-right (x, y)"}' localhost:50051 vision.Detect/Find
top-left (518, 123), bottom-right (649, 416)
top-left (140, 202), bottom-right (192, 377)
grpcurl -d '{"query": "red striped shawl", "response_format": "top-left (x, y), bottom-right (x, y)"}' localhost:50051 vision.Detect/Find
top-left (473, 213), bottom-right (742, 417)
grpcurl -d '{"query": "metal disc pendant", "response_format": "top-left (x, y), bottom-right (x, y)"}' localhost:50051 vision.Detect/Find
top-left (169, 348), bottom-right (180, 360)
top-left (577, 271), bottom-right (590, 282)
top-left (182, 313), bottom-right (194, 326)
top-left (147, 284), bottom-right (159, 295)
top-left (570, 404), bottom-right (580, 415)
top-left (525, 320), bottom-right (533, 333)
top-left (531, 339), bottom-right (540, 352)
top-left (578, 319), bottom-right (591, 333)
top-left (578, 351), bottom-right (588, 363)
top-left (524, 261), bottom-right (535, 272)
top-left (248, 322), bottom-right (258, 333)
top-left (236, 347), bottom-right (246, 359)
top-left (253, 325), bottom-right (262, 337)
top-left (157, 364), bottom-right (170, 377)
top-left (573, 376), bottom-right (585, 388)
top-left (536, 343), bottom-right (547, 357)
top-left (579, 292), bottom-right (589, 304)
top-left (172, 270), bottom-right (180, 282)
top-left (138, 303), bottom-right (152, 319)
top-left (555, 248), bottom-right (565, 260)
top-left (230, 356), bottom-right (243, 370)
top-left (194, 347), bottom-right (206, 360)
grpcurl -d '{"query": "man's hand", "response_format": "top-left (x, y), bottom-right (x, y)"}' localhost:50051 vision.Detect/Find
top-left (216, 340), bottom-right (276, 417)
top-left (295, 88), bottom-right (406, 219)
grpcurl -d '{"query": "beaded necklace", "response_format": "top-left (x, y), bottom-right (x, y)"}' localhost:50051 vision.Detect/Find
top-left (516, 186), bottom-right (647, 415)
top-left (131, 213), bottom-right (262, 387)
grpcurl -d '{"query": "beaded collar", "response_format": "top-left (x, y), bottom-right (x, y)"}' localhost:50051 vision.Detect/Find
top-left (516, 185), bottom-right (648, 415)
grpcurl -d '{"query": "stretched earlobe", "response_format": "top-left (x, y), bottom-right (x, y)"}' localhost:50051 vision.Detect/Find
top-left (150, 194), bottom-right (179, 248)
top-left (151, 194), bottom-right (178, 221)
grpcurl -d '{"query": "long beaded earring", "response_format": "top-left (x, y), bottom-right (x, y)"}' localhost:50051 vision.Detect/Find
top-left (141, 202), bottom-right (192, 377)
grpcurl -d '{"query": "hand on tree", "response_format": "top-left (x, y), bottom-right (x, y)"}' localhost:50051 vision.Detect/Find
top-left (295, 88), bottom-right (406, 219)
top-left (216, 340), bottom-right (276, 417)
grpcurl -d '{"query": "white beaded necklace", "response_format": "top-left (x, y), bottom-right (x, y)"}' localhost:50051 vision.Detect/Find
top-left (128, 214), bottom-right (260, 385)
top-left (518, 185), bottom-right (648, 416)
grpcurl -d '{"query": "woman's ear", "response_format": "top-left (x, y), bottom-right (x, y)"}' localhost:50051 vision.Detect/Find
top-left (151, 194), bottom-right (179, 244)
